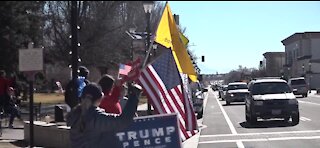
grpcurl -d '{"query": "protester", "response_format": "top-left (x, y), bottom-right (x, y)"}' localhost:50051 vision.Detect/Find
top-left (65, 66), bottom-right (90, 109)
top-left (66, 82), bottom-right (142, 148)
top-left (6, 87), bottom-right (22, 128)
top-left (0, 70), bottom-right (8, 131)
top-left (0, 70), bottom-right (8, 112)
top-left (98, 74), bottom-right (123, 114)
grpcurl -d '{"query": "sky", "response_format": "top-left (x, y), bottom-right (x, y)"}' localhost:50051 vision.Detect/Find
top-left (168, 1), bottom-right (320, 74)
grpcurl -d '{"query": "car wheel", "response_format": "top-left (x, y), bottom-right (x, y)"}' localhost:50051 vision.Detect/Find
top-left (291, 112), bottom-right (300, 125)
top-left (249, 109), bottom-right (257, 124)
top-left (245, 106), bottom-right (250, 122)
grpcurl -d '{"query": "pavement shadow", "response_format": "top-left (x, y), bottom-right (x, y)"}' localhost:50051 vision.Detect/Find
top-left (1, 127), bottom-right (24, 130)
top-left (222, 103), bottom-right (245, 106)
top-left (10, 140), bottom-right (29, 147)
top-left (239, 120), bottom-right (294, 128)
top-left (295, 96), bottom-right (304, 99)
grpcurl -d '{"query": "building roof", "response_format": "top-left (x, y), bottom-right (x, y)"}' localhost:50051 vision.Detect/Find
top-left (263, 52), bottom-right (285, 58)
top-left (281, 32), bottom-right (320, 46)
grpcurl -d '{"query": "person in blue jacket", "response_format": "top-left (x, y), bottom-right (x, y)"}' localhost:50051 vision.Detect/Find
top-left (65, 66), bottom-right (90, 109)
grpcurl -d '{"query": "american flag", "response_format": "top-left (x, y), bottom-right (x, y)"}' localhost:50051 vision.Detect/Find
top-left (119, 64), bottom-right (132, 76)
top-left (137, 50), bottom-right (198, 141)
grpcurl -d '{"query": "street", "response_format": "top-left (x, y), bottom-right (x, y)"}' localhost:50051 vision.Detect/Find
top-left (198, 89), bottom-right (320, 148)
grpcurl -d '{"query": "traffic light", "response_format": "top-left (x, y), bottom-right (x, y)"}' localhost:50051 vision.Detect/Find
top-left (201, 56), bottom-right (205, 62)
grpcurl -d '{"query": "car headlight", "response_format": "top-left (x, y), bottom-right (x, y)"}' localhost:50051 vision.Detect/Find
top-left (288, 99), bottom-right (297, 105)
top-left (230, 94), bottom-right (234, 97)
top-left (254, 101), bottom-right (263, 106)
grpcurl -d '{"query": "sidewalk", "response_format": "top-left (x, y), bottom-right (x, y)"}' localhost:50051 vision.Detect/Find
top-left (309, 90), bottom-right (319, 97)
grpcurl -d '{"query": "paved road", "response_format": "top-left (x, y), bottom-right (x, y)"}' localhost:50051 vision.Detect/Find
top-left (198, 89), bottom-right (320, 148)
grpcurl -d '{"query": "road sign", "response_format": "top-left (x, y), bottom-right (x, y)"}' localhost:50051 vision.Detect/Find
top-left (19, 43), bottom-right (43, 72)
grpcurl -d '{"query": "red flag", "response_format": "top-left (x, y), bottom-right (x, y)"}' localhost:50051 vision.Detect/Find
top-left (137, 51), bottom-right (198, 142)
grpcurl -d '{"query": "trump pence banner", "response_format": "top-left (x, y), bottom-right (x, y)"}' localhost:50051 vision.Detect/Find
top-left (115, 113), bottom-right (182, 148)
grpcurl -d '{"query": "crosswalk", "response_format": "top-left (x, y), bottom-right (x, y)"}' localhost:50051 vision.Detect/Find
top-left (199, 130), bottom-right (320, 144)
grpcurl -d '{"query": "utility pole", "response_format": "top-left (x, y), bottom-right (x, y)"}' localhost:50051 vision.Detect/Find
top-left (71, 1), bottom-right (79, 98)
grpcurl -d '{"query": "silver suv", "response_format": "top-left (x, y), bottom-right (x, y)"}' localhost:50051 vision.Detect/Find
top-left (225, 82), bottom-right (249, 105)
top-left (190, 82), bottom-right (208, 119)
top-left (288, 77), bottom-right (308, 97)
top-left (246, 78), bottom-right (299, 125)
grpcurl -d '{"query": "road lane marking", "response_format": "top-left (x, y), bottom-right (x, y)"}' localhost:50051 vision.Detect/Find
top-left (215, 93), bottom-right (237, 134)
top-left (199, 136), bottom-right (320, 144)
top-left (300, 116), bottom-right (311, 121)
top-left (200, 130), bottom-right (320, 138)
top-left (236, 141), bottom-right (245, 148)
top-left (214, 91), bottom-right (245, 148)
top-left (299, 100), bottom-right (320, 106)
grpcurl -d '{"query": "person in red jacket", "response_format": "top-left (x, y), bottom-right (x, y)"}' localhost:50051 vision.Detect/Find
top-left (98, 74), bottom-right (123, 114)
top-left (0, 70), bottom-right (8, 111)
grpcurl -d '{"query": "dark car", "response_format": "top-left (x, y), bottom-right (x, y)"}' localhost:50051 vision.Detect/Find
top-left (288, 77), bottom-right (308, 97)
top-left (218, 85), bottom-right (228, 100)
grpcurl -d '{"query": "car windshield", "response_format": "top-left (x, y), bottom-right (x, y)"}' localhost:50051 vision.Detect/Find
top-left (228, 84), bottom-right (248, 90)
top-left (291, 79), bottom-right (306, 85)
top-left (252, 82), bottom-right (292, 95)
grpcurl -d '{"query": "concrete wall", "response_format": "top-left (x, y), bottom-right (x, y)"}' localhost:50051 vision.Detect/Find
top-left (264, 53), bottom-right (285, 77)
top-left (284, 35), bottom-right (320, 89)
top-left (311, 38), bottom-right (320, 60)
top-left (24, 121), bottom-right (71, 148)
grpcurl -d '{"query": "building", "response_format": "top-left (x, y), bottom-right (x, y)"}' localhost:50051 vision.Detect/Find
top-left (281, 32), bottom-right (320, 89)
top-left (262, 52), bottom-right (285, 77)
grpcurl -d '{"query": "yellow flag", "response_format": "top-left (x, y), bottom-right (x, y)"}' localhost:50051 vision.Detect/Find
top-left (179, 32), bottom-right (198, 81)
top-left (179, 32), bottom-right (189, 46)
top-left (155, 3), bottom-right (197, 82)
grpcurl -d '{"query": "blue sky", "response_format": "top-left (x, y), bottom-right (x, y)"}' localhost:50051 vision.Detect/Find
top-left (169, 1), bottom-right (320, 74)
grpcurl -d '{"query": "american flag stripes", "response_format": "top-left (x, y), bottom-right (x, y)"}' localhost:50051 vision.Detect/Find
top-left (119, 64), bottom-right (132, 76)
top-left (137, 50), bottom-right (198, 141)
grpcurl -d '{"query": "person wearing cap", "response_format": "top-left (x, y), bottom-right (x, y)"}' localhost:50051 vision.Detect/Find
top-left (66, 82), bottom-right (142, 148)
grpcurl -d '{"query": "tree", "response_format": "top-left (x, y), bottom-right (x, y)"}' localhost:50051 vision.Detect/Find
top-left (43, 1), bottom-right (164, 74)
top-left (0, 1), bottom-right (45, 73)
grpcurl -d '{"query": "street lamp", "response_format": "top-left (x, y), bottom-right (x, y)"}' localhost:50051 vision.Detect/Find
top-left (126, 26), bottom-right (137, 61)
top-left (287, 67), bottom-right (291, 79)
top-left (302, 64), bottom-right (305, 76)
top-left (143, 1), bottom-right (154, 57)
top-left (143, 1), bottom-right (154, 115)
